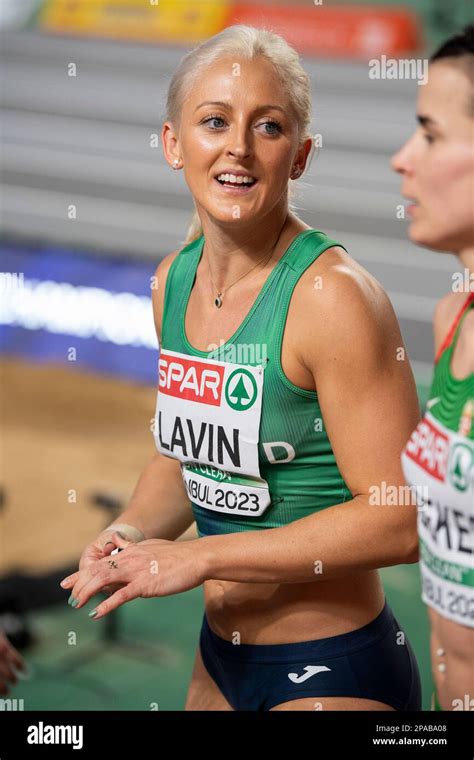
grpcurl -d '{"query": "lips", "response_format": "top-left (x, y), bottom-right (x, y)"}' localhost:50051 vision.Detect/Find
top-left (216, 172), bottom-right (257, 186)
top-left (214, 179), bottom-right (257, 193)
top-left (401, 191), bottom-right (420, 215)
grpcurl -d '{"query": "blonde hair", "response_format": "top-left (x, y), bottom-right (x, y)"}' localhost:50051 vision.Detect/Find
top-left (165, 24), bottom-right (314, 246)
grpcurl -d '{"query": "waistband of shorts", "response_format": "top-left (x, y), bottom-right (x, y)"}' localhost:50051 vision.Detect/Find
top-left (201, 600), bottom-right (395, 663)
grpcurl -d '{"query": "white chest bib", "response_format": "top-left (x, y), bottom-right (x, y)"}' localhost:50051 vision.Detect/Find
top-left (401, 410), bottom-right (474, 627)
top-left (154, 348), bottom-right (272, 516)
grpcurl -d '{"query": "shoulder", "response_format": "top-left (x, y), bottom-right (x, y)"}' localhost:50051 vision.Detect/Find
top-left (293, 245), bottom-right (398, 367)
top-left (153, 248), bottom-right (182, 286)
top-left (297, 244), bottom-right (390, 308)
top-left (289, 244), bottom-right (419, 432)
top-left (433, 291), bottom-right (471, 353)
top-left (455, 307), bottom-right (474, 373)
top-left (151, 249), bottom-right (181, 342)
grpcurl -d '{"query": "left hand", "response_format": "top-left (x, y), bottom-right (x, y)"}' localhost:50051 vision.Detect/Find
top-left (59, 532), bottom-right (209, 619)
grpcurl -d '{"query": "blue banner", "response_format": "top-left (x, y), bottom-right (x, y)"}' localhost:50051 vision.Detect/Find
top-left (0, 242), bottom-right (159, 385)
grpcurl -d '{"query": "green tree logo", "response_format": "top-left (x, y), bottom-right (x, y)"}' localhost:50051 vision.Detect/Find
top-left (225, 369), bottom-right (258, 411)
top-left (448, 442), bottom-right (473, 492)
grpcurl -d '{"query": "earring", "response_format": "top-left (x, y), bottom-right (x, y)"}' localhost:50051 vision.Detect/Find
top-left (435, 647), bottom-right (446, 673)
top-left (292, 166), bottom-right (302, 178)
top-left (172, 159), bottom-right (181, 169)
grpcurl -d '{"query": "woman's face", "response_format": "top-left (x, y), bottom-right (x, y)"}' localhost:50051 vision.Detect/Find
top-left (163, 56), bottom-right (309, 227)
top-left (391, 61), bottom-right (474, 252)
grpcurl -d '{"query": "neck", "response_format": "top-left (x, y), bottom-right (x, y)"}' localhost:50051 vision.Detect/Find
top-left (458, 246), bottom-right (474, 275)
top-left (197, 203), bottom-right (292, 286)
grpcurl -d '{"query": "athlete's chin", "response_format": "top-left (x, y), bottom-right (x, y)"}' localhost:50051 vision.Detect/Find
top-left (208, 195), bottom-right (261, 212)
top-left (206, 201), bottom-right (267, 225)
top-left (206, 211), bottom-right (258, 228)
top-left (408, 223), bottom-right (458, 253)
top-left (408, 221), bottom-right (439, 250)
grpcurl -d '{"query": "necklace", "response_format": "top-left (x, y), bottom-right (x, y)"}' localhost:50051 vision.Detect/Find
top-left (205, 220), bottom-right (287, 308)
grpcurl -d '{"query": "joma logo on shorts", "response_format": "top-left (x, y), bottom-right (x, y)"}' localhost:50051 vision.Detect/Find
top-left (405, 418), bottom-right (448, 481)
top-left (159, 354), bottom-right (224, 406)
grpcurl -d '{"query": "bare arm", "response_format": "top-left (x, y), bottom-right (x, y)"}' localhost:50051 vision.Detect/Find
top-left (112, 450), bottom-right (194, 541)
top-left (105, 251), bottom-right (195, 542)
top-left (197, 254), bottom-right (422, 583)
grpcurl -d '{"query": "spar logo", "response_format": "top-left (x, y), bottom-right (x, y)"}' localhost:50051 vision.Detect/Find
top-left (158, 353), bottom-right (224, 406)
top-left (225, 368), bottom-right (258, 411)
top-left (449, 442), bottom-right (473, 492)
top-left (405, 417), bottom-right (449, 481)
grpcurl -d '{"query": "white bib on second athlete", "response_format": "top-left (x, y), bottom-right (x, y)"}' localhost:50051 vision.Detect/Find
top-left (154, 348), bottom-right (272, 516)
top-left (402, 409), bottom-right (474, 627)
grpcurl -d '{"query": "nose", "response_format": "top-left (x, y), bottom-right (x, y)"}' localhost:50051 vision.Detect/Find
top-left (391, 146), bottom-right (405, 175)
top-left (391, 133), bottom-right (415, 175)
top-left (227, 144), bottom-right (251, 160)
top-left (226, 122), bottom-right (251, 160)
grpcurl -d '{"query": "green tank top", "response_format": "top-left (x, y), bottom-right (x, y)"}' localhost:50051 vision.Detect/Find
top-left (154, 229), bottom-right (352, 537)
top-left (401, 292), bottom-right (473, 628)
top-left (429, 292), bottom-right (474, 438)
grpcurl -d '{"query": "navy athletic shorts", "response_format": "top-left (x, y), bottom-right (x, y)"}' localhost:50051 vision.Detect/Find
top-left (199, 600), bottom-right (422, 711)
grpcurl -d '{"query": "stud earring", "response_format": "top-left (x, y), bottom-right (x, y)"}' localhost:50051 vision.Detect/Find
top-left (292, 166), bottom-right (302, 178)
top-left (172, 159), bottom-right (181, 169)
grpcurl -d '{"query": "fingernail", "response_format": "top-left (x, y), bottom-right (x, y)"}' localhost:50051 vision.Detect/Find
top-left (68, 596), bottom-right (79, 608)
top-left (14, 663), bottom-right (33, 680)
top-left (89, 609), bottom-right (98, 618)
top-left (60, 579), bottom-right (70, 587)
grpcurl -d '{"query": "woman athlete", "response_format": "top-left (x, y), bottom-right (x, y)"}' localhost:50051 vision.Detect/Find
top-left (60, 25), bottom-right (422, 711)
top-left (394, 26), bottom-right (474, 712)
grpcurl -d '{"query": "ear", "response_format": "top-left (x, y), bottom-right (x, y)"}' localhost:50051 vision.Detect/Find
top-left (293, 136), bottom-right (315, 178)
top-left (162, 121), bottom-right (181, 169)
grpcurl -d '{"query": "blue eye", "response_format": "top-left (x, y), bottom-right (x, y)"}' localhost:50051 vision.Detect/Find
top-left (201, 115), bottom-right (283, 135)
top-left (202, 115), bottom-right (226, 129)
top-left (262, 120), bottom-right (282, 135)
top-left (210, 117), bottom-right (225, 128)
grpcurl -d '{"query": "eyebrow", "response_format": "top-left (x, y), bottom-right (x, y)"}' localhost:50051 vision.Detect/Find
top-left (194, 100), bottom-right (286, 114)
top-left (417, 114), bottom-right (438, 128)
